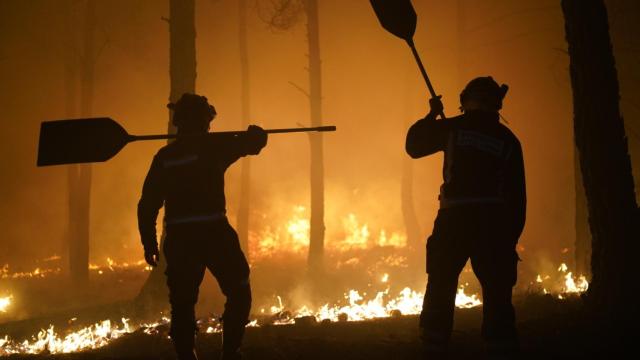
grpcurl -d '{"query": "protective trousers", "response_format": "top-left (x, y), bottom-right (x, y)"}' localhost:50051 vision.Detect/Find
top-left (420, 205), bottom-right (519, 354)
top-left (164, 220), bottom-right (251, 359)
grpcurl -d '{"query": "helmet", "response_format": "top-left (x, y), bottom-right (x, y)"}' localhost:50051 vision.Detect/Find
top-left (460, 76), bottom-right (509, 111)
top-left (167, 93), bottom-right (217, 128)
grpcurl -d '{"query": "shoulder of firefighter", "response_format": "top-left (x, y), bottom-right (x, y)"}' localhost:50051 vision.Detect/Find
top-left (136, 127), bottom-right (268, 251)
top-left (405, 113), bottom-right (526, 240)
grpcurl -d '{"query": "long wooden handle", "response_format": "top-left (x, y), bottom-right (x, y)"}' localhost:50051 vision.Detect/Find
top-left (406, 40), bottom-right (446, 120)
top-left (129, 126), bottom-right (337, 142)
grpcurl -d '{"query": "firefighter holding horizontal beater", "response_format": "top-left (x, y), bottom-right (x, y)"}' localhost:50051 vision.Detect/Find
top-left (138, 93), bottom-right (267, 360)
top-left (406, 77), bottom-right (526, 359)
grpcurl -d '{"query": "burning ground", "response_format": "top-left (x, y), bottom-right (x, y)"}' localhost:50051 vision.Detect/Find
top-left (0, 207), bottom-right (591, 358)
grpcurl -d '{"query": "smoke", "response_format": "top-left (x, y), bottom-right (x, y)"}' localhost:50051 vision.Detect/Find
top-left (0, 0), bottom-right (588, 279)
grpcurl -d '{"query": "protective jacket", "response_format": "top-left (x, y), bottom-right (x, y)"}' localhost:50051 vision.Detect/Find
top-left (138, 133), bottom-right (266, 251)
top-left (406, 110), bottom-right (526, 239)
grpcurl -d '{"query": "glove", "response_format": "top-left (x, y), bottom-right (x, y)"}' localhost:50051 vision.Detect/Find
top-left (144, 246), bottom-right (160, 267)
top-left (428, 95), bottom-right (444, 116)
top-left (245, 125), bottom-right (268, 154)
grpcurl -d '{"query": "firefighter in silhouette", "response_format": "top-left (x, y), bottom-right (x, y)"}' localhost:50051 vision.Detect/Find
top-left (406, 77), bottom-right (526, 358)
top-left (138, 93), bottom-right (267, 360)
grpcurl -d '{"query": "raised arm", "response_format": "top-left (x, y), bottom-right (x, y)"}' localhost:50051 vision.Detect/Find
top-left (406, 96), bottom-right (450, 158)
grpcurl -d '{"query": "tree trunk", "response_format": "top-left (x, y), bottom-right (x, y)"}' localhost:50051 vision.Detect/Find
top-left (304, 0), bottom-right (325, 277)
top-left (63, 0), bottom-right (79, 276)
top-left (562, 0), bottom-right (639, 340)
top-left (456, 0), bottom-right (467, 90)
top-left (401, 153), bottom-right (421, 251)
top-left (574, 148), bottom-right (591, 277)
top-left (69, 0), bottom-right (95, 287)
top-left (236, 0), bottom-right (251, 257)
top-left (402, 73), bottom-right (421, 255)
top-left (136, 0), bottom-right (197, 312)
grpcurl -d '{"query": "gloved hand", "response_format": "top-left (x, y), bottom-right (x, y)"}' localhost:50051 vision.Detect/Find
top-left (144, 246), bottom-right (160, 267)
top-left (246, 125), bottom-right (268, 154)
top-left (428, 95), bottom-right (444, 116)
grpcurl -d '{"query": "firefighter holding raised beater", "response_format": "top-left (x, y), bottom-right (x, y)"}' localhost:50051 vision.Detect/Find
top-left (138, 93), bottom-right (267, 360)
top-left (406, 76), bottom-right (526, 359)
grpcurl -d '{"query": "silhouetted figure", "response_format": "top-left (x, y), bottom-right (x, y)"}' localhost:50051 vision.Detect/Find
top-left (406, 77), bottom-right (525, 358)
top-left (138, 93), bottom-right (267, 360)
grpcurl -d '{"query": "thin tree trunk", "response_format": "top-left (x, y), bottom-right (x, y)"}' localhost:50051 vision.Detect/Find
top-left (562, 0), bottom-right (639, 340)
top-left (236, 0), bottom-right (251, 257)
top-left (137, 0), bottom-right (197, 311)
top-left (402, 73), bottom-right (421, 254)
top-left (69, 0), bottom-right (95, 287)
top-left (401, 155), bottom-right (421, 249)
top-left (64, 0), bottom-right (79, 276)
top-left (304, 0), bottom-right (325, 276)
top-left (456, 0), bottom-right (467, 90)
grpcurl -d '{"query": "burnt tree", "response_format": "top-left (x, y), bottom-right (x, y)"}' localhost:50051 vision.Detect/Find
top-left (236, 0), bottom-right (252, 256)
top-left (136, 0), bottom-right (197, 311)
top-left (304, 0), bottom-right (326, 276)
top-left (401, 72), bottom-right (421, 255)
top-left (67, 0), bottom-right (96, 287)
top-left (562, 0), bottom-right (639, 339)
top-left (258, 0), bottom-right (327, 276)
top-left (63, 0), bottom-right (79, 278)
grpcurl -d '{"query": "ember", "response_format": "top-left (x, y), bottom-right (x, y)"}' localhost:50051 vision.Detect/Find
top-left (1, 264), bottom-right (61, 279)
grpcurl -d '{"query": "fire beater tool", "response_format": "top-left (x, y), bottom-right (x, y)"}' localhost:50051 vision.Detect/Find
top-left (37, 117), bottom-right (336, 166)
top-left (369, 0), bottom-right (446, 118)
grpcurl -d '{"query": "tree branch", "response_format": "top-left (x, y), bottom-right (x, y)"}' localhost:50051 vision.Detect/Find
top-left (288, 81), bottom-right (310, 98)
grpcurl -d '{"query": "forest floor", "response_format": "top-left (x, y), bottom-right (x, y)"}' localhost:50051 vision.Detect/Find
top-left (1, 295), bottom-right (618, 360)
top-left (1, 250), bottom-right (605, 359)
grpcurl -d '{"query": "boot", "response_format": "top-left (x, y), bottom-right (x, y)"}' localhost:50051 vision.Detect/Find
top-left (220, 322), bottom-right (245, 360)
top-left (219, 350), bottom-right (242, 360)
top-left (420, 327), bottom-right (449, 360)
top-left (172, 335), bottom-right (199, 360)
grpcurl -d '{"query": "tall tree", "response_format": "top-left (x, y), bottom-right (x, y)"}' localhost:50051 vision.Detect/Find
top-left (137, 0), bottom-right (197, 311)
top-left (63, 0), bottom-right (79, 277)
top-left (236, 0), bottom-right (252, 256)
top-left (401, 73), bottom-right (421, 255)
top-left (562, 0), bottom-right (639, 341)
top-left (258, 0), bottom-right (326, 276)
top-left (304, 0), bottom-right (325, 276)
top-left (67, 0), bottom-right (96, 287)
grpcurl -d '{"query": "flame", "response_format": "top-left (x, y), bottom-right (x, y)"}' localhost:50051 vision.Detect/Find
top-left (455, 284), bottom-right (483, 308)
top-left (89, 258), bottom-right (151, 273)
top-left (1, 264), bottom-right (61, 279)
top-left (0, 282), bottom-right (481, 355)
top-left (0, 295), bottom-right (12, 313)
top-left (376, 230), bottom-right (407, 248)
top-left (286, 206), bottom-right (311, 249)
top-left (250, 206), bottom-right (310, 258)
top-left (261, 285), bottom-right (481, 325)
top-left (533, 263), bottom-right (588, 296)
top-left (250, 207), bottom-right (408, 260)
top-left (339, 213), bottom-right (370, 250)
top-left (558, 263), bottom-right (588, 294)
top-left (1, 256), bottom-right (150, 281)
top-left (0, 318), bottom-right (133, 355)
top-left (335, 214), bottom-right (406, 251)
